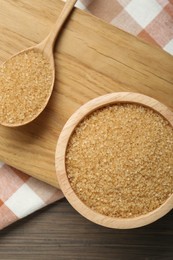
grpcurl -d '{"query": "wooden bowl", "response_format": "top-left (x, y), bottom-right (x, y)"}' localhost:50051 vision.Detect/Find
top-left (55, 92), bottom-right (173, 229)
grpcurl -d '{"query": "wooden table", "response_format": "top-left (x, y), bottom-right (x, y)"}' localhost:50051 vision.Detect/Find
top-left (0, 200), bottom-right (173, 259)
top-left (0, 1), bottom-right (173, 258)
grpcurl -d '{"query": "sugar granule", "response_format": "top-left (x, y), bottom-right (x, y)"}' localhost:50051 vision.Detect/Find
top-left (0, 50), bottom-right (53, 125)
top-left (66, 104), bottom-right (173, 218)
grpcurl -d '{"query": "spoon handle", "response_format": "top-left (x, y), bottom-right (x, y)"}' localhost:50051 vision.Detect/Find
top-left (41, 0), bottom-right (77, 54)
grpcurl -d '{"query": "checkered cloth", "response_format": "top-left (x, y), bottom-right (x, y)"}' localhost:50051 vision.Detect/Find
top-left (0, 163), bottom-right (64, 229)
top-left (0, 0), bottom-right (173, 230)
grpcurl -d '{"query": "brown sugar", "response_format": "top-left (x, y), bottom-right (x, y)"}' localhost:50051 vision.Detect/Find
top-left (66, 104), bottom-right (173, 218)
top-left (0, 50), bottom-right (53, 126)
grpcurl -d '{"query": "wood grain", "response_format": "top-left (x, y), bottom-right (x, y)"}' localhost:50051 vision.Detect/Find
top-left (41, 0), bottom-right (78, 56)
top-left (0, 0), bottom-right (173, 188)
top-left (0, 200), bottom-right (173, 259)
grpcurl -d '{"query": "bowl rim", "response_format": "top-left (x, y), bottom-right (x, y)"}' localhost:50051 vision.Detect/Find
top-left (55, 92), bottom-right (173, 229)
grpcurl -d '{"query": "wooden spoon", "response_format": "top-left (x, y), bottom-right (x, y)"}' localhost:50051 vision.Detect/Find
top-left (0, 0), bottom-right (77, 127)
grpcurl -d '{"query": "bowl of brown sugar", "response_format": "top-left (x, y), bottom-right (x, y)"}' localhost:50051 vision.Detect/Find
top-left (55, 92), bottom-right (173, 229)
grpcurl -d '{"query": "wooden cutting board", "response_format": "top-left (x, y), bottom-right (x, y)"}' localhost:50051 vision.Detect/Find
top-left (0, 0), bottom-right (173, 189)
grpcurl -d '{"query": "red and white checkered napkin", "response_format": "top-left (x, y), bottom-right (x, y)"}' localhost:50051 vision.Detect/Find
top-left (0, 163), bottom-right (64, 229)
top-left (0, 0), bottom-right (173, 230)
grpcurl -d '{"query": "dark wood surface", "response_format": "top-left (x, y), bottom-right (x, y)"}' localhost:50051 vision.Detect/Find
top-left (0, 199), bottom-right (173, 260)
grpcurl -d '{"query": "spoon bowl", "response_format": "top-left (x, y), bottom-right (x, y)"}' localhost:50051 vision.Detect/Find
top-left (0, 0), bottom-right (77, 127)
